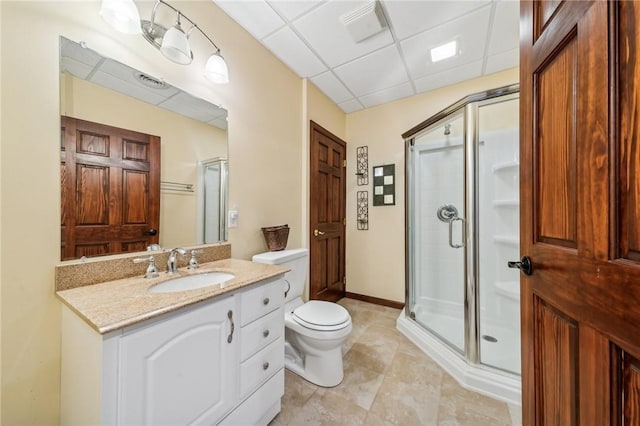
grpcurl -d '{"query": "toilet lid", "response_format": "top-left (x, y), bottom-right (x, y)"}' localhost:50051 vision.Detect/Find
top-left (292, 301), bottom-right (350, 331)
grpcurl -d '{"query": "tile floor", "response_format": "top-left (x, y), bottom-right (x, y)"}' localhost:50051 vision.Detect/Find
top-left (270, 298), bottom-right (522, 426)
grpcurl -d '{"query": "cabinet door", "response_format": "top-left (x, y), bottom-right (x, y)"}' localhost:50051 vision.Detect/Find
top-left (118, 296), bottom-right (237, 425)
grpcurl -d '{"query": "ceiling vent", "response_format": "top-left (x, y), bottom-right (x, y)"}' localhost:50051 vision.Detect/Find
top-left (340, 1), bottom-right (388, 43)
top-left (134, 72), bottom-right (168, 90)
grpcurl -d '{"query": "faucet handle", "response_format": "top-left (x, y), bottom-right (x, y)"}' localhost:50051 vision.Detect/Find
top-left (188, 249), bottom-right (204, 269)
top-left (133, 256), bottom-right (160, 278)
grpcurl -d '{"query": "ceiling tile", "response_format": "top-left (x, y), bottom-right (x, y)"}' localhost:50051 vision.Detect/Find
top-left (293, 0), bottom-right (394, 68)
top-left (414, 60), bottom-right (482, 94)
top-left (485, 48), bottom-right (519, 74)
top-left (268, 0), bottom-right (324, 21)
top-left (359, 82), bottom-right (414, 108)
top-left (338, 98), bottom-right (364, 113)
top-left (488, 1), bottom-right (520, 55)
top-left (215, 0), bottom-right (285, 40)
top-left (384, 0), bottom-right (491, 40)
top-left (334, 45), bottom-right (408, 96)
top-left (262, 26), bottom-right (327, 77)
top-left (310, 71), bottom-right (353, 104)
top-left (401, 5), bottom-right (491, 80)
top-left (159, 92), bottom-right (227, 123)
top-left (209, 117), bottom-right (228, 130)
top-left (91, 71), bottom-right (170, 105)
top-left (60, 58), bottom-right (96, 80)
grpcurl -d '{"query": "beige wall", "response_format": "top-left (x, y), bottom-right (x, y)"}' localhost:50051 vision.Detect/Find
top-left (345, 68), bottom-right (519, 303)
top-left (0, 0), bottom-right (517, 422)
top-left (1, 1), bottom-right (304, 423)
top-left (60, 73), bottom-right (227, 249)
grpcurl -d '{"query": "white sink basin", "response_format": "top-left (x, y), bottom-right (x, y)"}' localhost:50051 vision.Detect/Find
top-left (148, 272), bottom-right (235, 294)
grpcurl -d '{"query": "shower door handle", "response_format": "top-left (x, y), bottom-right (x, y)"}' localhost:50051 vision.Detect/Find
top-left (448, 217), bottom-right (465, 248)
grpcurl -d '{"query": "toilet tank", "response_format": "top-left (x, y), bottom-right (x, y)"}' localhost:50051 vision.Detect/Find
top-left (252, 248), bottom-right (308, 303)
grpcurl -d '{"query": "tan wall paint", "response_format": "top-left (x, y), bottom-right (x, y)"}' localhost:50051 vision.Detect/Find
top-left (1, 1), bottom-right (303, 423)
top-left (345, 68), bottom-right (519, 303)
top-left (300, 79), bottom-right (347, 300)
top-left (60, 73), bottom-right (227, 249)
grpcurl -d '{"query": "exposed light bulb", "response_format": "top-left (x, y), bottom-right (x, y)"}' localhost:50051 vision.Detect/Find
top-left (205, 52), bottom-right (229, 84)
top-left (100, 0), bottom-right (141, 35)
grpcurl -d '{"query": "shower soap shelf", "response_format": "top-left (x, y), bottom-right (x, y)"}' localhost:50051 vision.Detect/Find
top-left (492, 200), bottom-right (519, 208)
top-left (493, 236), bottom-right (519, 247)
top-left (491, 161), bottom-right (519, 173)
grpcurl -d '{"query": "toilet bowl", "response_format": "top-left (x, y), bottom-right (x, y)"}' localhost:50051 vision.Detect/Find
top-left (252, 248), bottom-right (352, 387)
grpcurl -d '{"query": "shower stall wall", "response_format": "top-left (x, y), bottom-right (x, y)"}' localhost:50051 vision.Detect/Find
top-left (397, 85), bottom-right (521, 405)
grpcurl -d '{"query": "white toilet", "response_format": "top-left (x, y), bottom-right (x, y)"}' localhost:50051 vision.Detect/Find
top-left (252, 248), bottom-right (352, 387)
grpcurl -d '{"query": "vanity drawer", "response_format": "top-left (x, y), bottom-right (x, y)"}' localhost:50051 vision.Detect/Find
top-left (240, 337), bottom-right (284, 399)
top-left (239, 277), bottom-right (284, 326)
top-left (240, 307), bottom-right (283, 362)
top-left (219, 368), bottom-right (284, 426)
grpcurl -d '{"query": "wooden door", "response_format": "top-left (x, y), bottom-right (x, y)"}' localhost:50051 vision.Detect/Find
top-left (309, 121), bottom-right (346, 302)
top-left (520, 1), bottom-right (640, 424)
top-left (61, 116), bottom-right (160, 260)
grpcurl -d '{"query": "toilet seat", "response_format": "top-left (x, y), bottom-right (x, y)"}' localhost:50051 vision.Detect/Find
top-left (292, 301), bottom-right (351, 332)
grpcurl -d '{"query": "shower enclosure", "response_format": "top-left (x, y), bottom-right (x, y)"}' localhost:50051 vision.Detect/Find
top-left (397, 85), bottom-right (521, 404)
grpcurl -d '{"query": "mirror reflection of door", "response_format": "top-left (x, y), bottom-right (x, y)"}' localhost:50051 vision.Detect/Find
top-left (197, 158), bottom-right (228, 244)
top-left (61, 116), bottom-right (160, 260)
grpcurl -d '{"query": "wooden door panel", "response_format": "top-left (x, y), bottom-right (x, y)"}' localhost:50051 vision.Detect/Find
top-left (534, 297), bottom-right (577, 424)
top-left (619, 1), bottom-right (640, 262)
top-left (624, 355), bottom-right (640, 424)
top-left (123, 170), bottom-right (149, 224)
top-left (535, 35), bottom-right (577, 246)
top-left (76, 164), bottom-right (109, 225)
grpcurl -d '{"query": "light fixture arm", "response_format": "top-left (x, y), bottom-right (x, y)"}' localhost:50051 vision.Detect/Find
top-left (150, 0), bottom-right (222, 53)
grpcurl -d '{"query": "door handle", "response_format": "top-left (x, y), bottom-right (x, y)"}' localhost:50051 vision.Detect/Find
top-left (313, 229), bottom-right (325, 237)
top-left (448, 217), bottom-right (465, 248)
top-left (144, 228), bottom-right (158, 236)
top-left (508, 256), bottom-right (533, 275)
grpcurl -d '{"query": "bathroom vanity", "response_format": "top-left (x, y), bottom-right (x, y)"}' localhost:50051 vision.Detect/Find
top-left (57, 258), bottom-right (287, 425)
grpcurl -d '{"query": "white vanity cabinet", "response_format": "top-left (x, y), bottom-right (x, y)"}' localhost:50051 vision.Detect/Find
top-left (60, 276), bottom-right (285, 426)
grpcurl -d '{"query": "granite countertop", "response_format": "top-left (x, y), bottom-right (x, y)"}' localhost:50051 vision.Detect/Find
top-left (56, 258), bottom-right (288, 334)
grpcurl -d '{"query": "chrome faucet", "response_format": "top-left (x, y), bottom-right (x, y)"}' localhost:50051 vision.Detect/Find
top-left (133, 256), bottom-right (159, 279)
top-left (166, 247), bottom-right (187, 273)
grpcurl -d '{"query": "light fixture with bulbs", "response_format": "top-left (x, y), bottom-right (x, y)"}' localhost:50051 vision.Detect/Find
top-left (100, 0), bottom-right (229, 84)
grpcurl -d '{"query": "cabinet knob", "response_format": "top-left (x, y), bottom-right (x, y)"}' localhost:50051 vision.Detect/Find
top-left (263, 297), bottom-right (270, 305)
top-left (262, 362), bottom-right (270, 371)
top-left (263, 329), bottom-right (270, 338)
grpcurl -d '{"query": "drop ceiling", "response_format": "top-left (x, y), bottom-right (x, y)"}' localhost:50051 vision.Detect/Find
top-left (214, 0), bottom-right (519, 113)
top-left (60, 37), bottom-right (228, 129)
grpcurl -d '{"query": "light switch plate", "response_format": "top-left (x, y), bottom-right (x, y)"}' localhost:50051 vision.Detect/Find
top-left (228, 210), bottom-right (238, 228)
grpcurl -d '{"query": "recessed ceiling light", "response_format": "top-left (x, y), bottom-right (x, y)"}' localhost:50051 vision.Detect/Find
top-left (430, 40), bottom-right (458, 63)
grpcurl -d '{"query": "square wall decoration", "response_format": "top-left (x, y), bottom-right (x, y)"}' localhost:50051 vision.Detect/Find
top-left (373, 164), bottom-right (395, 206)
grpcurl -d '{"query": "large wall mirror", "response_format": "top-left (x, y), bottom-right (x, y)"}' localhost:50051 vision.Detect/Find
top-left (59, 36), bottom-right (228, 261)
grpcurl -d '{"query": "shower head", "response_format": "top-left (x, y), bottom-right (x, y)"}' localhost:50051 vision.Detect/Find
top-left (444, 124), bottom-right (451, 136)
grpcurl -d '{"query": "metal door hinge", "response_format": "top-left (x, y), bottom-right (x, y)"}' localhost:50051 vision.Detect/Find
top-left (342, 276), bottom-right (346, 285)
top-left (343, 159), bottom-right (347, 168)
top-left (343, 218), bottom-right (346, 226)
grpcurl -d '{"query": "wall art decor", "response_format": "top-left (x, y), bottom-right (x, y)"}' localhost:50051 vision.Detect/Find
top-left (373, 164), bottom-right (395, 206)
top-left (356, 146), bottom-right (369, 186)
top-left (357, 190), bottom-right (369, 230)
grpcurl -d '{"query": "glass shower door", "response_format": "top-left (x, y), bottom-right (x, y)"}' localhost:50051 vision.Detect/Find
top-left (409, 112), bottom-right (466, 354)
